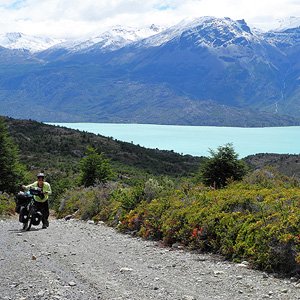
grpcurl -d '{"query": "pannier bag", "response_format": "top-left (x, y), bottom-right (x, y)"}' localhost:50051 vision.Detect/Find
top-left (15, 192), bottom-right (31, 213)
top-left (32, 211), bottom-right (43, 225)
top-left (16, 191), bottom-right (31, 205)
top-left (19, 206), bottom-right (29, 223)
top-left (15, 205), bottom-right (21, 214)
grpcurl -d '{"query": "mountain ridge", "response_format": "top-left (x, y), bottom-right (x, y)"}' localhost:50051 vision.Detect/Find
top-left (2, 16), bottom-right (300, 53)
top-left (1, 16), bottom-right (300, 126)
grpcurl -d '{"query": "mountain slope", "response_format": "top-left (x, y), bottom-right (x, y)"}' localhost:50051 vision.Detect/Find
top-left (3, 116), bottom-right (203, 178)
top-left (1, 17), bottom-right (300, 126)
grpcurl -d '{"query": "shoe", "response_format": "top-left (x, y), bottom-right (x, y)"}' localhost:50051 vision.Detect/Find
top-left (42, 224), bottom-right (47, 229)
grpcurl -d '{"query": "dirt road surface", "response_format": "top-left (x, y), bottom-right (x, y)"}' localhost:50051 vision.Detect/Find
top-left (1, 218), bottom-right (300, 300)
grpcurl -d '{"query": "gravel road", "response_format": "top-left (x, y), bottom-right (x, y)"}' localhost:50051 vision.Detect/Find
top-left (1, 217), bottom-right (300, 300)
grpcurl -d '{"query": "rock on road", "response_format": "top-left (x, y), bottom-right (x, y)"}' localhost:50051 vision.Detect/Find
top-left (1, 218), bottom-right (300, 300)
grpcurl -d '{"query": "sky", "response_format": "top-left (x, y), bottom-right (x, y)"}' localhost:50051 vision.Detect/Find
top-left (0, 0), bottom-right (299, 38)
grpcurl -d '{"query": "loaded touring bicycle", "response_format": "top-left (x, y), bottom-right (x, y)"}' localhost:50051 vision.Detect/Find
top-left (15, 187), bottom-right (44, 231)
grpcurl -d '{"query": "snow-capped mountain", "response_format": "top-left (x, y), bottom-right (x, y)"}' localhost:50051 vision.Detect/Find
top-left (272, 16), bottom-right (300, 32)
top-left (0, 17), bottom-right (299, 54)
top-left (263, 17), bottom-right (300, 49)
top-left (0, 32), bottom-right (65, 53)
top-left (36, 16), bottom-right (291, 64)
top-left (1, 16), bottom-right (300, 127)
top-left (56, 24), bottom-right (164, 53)
top-left (107, 16), bottom-right (283, 84)
top-left (46, 17), bottom-right (260, 54)
top-left (137, 17), bottom-right (257, 49)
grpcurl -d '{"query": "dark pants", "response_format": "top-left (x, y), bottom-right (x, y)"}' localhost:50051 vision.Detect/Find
top-left (35, 200), bottom-right (49, 224)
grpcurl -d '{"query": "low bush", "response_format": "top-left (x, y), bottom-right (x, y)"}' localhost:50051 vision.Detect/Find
top-left (57, 181), bottom-right (122, 223)
top-left (0, 192), bottom-right (16, 216)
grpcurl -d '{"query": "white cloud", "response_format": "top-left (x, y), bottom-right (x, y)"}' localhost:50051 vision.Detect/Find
top-left (0, 0), bottom-right (299, 38)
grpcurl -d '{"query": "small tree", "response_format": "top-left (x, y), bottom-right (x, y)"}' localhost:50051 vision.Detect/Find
top-left (0, 117), bottom-right (26, 194)
top-left (196, 143), bottom-right (247, 188)
top-left (79, 146), bottom-right (114, 187)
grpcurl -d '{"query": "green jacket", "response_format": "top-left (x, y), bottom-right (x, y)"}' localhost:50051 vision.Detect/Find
top-left (24, 181), bottom-right (52, 203)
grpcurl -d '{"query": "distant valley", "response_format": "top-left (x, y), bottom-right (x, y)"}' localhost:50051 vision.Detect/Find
top-left (1, 16), bottom-right (300, 127)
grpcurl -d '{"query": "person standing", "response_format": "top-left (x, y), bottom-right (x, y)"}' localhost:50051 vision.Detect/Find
top-left (22, 172), bottom-right (52, 229)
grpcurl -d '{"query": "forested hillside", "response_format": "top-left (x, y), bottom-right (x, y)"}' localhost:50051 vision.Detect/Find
top-left (5, 116), bottom-right (300, 179)
top-left (3, 117), bottom-right (204, 180)
top-left (244, 153), bottom-right (300, 178)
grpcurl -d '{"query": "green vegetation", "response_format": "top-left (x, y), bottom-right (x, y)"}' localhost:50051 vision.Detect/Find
top-left (195, 143), bottom-right (248, 188)
top-left (2, 116), bottom-right (300, 277)
top-left (2, 116), bottom-right (203, 211)
top-left (79, 146), bottom-right (115, 187)
top-left (0, 192), bottom-right (15, 216)
top-left (0, 117), bottom-right (26, 194)
top-left (3, 117), bottom-right (203, 181)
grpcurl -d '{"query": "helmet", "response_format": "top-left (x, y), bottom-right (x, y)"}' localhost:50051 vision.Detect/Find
top-left (37, 172), bottom-right (45, 178)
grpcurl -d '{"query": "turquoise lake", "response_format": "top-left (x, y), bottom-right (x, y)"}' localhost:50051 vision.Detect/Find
top-left (48, 123), bottom-right (300, 158)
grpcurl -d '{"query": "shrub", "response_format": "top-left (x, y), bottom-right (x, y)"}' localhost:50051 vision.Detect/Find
top-left (0, 117), bottom-right (26, 194)
top-left (0, 192), bottom-right (16, 216)
top-left (79, 146), bottom-right (114, 187)
top-left (196, 143), bottom-right (248, 188)
top-left (57, 181), bottom-right (123, 224)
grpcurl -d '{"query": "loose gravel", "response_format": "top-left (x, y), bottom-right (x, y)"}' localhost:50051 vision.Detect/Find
top-left (1, 217), bottom-right (300, 300)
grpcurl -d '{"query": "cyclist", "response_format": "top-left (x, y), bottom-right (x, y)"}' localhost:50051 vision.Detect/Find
top-left (22, 172), bottom-right (52, 229)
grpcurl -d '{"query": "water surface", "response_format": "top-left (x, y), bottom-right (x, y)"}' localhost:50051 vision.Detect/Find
top-left (48, 123), bottom-right (300, 158)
